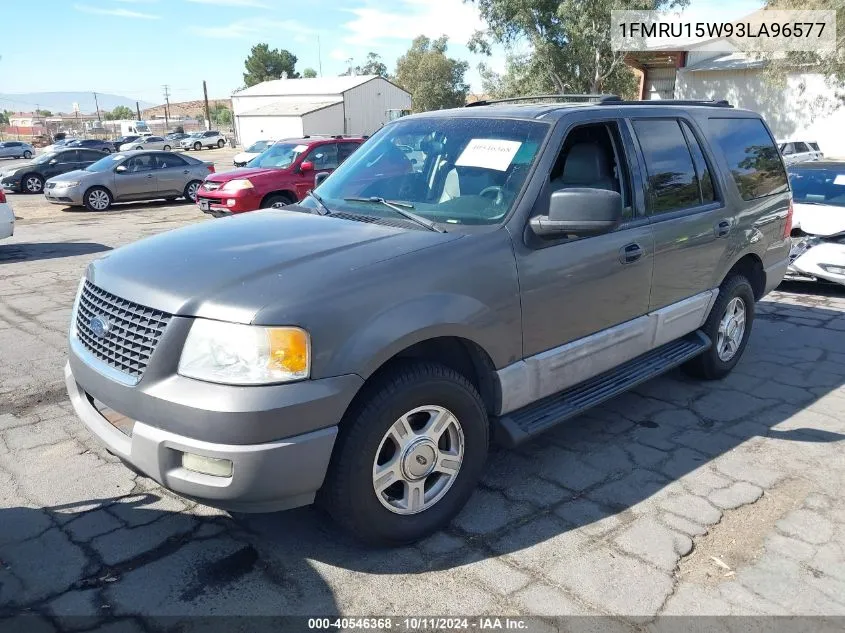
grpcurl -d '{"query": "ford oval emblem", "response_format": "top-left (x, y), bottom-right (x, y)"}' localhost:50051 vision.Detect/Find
top-left (90, 315), bottom-right (111, 338)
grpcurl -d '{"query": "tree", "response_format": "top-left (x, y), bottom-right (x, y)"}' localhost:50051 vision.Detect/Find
top-left (109, 105), bottom-right (134, 120)
top-left (468, 0), bottom-right (683, 97)
top-left (209, 103), bottom-right (233, 125)
top-left (303, 67), bottom-right (318, 78)
top-left (394, 36), bottom-right (469, 112)
top-left (243, 43), bottom-right (299, 87)
top-left (0, 110), bottom-right (10, 125)
top-left (340, 52), bottom-right (389, 77)
top-left (35, 109), bottom-right (52, 117)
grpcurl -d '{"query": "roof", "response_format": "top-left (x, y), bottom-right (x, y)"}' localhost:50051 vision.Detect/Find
top-left (237, 99), bottom-right (343, 117)
top-left (683, 51), bottom-right (766, 72)
top-left (234, 75), bottom-right (383, 97)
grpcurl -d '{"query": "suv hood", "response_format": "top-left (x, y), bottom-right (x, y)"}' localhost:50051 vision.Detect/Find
top-left (86, 209), bottom-right (461, 323)
top-left (205, 166), bottom-right (284, 182)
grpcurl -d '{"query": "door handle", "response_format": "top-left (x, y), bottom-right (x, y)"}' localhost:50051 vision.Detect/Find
top-left (715, 220), bottom-right (731, 238)
top-left (619, 243), bottom-right (643, 264)
top-left (146, 174), bottom-right (154, 179)
top-left (183, 170), bottom-right (190, 174)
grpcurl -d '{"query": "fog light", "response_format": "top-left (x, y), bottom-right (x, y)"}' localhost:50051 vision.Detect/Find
top-left (182, 453), bottom-right (233, 477)
top-left (226, 199), bottom-right (236, 207)
top-left (820, 264), bottom-right (845, 276)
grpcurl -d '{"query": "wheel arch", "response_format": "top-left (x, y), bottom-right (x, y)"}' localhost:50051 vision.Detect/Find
top-left (722, 252), bottom-right (766, 300)
top-left (260, 190), bottom-right (297, 207)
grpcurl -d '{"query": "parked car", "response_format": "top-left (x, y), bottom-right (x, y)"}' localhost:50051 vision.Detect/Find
top-left (64, 97), bottom-right (790, 545)
top-left (110, 135), bottom-right (140, 152)
top-left (165, 132), bottom-right (190, 144)
top-left (1, 148), bottom-right (108, 194)
top-left (42, 138), bottom-right (77, 154)
top-left (66, 139), bottom-right (113, 154)
top-left (779, 140), bottom-right (823, 165)
top-left (180, 130), bottom-right (225, 151)
top-left (44, 150), bottom-right (214, 210)
top-left (119, 136), bottom-right (173, 152)
top-left (0, 188), bottom-right (13, 240)
top-left (197, 137), bottom-right (363, 216)
top-left (233, 139), bottom-right (275, 167)
top-left (0, 141), bottom-right (34, 160)
top-left (786, 161), bottom-right (845, 286)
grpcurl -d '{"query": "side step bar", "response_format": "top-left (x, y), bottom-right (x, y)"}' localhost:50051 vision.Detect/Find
top-left (493, 331), bottom-right (711, 447)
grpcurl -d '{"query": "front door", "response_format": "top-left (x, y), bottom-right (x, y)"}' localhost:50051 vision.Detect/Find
top-left (294, 143), bottom-right (338, 199)
top-left (516, 117), bottom-right (654, 361)
top-left (115, 154), bottom-right (157, 200)
top-left (628, 116), bottom-right (729, 311)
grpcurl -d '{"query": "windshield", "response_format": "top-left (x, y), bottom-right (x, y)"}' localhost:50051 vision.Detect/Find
top-left (788, 167), bottom-right (845, 207)
top-left (311, 117), bottom-right (548, 226)
top-left (246, 140), bottom-right (271, 153)
top-left (86, 154), bottom-right (124, 172)
top-left (247, 142), bottom-right (306, 169)
top-left (32, 152), bottom-right (59, 165)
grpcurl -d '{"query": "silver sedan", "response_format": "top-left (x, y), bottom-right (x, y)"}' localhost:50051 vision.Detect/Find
top-left (44, 150), bottom-right (214, 211)
top-left (118, 136), bottom-right (174, 152)
top-left (0, 141), bottom-right (34, 159)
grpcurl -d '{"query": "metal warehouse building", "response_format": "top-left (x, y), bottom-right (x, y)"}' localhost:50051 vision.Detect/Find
top-left (231, 75), bottom-right (411, 148)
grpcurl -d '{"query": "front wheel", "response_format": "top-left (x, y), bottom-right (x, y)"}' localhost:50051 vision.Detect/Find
top-left (261, 193), bottom-right (294, 209)
top-left (683, 274), bottom-right (755, 380)
top-left (135, 146), bottom-right (143, 151)
top-left (23, 173), bottom-right (44, 194)
top-left (23, 150), bottom-right (32, 159)
top-left (193, 142), bottom-right (202, 151)
top-left (102, 148), bottom-right (111, 154)
top-left (84, 186), bottom-right (112, 211)
top-left (163, 145), bottom-right (171, 151)
top-left (320, 361), bottom-right (489, 545)
top-left (217, 139), bottom-right (225, 148)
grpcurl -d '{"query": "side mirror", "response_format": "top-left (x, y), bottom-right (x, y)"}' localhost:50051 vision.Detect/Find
top-left (299, 161), bottom-right (314, 172)
top-left (530, 188), bottom-right (623, 238)
top-left (314, 171), bottom-right (330, 187)
top-left (115, 165), bottom-right (128, 173)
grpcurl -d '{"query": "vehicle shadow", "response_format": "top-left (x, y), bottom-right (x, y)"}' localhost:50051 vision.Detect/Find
top-left (60, 199), bottom-right (198, 215)
top-left (241, 297), bottom-right (845, 577)
top-left (0, 242), bottom-right (111, 264)
top-left (777, 279), bottom-right (845, 298)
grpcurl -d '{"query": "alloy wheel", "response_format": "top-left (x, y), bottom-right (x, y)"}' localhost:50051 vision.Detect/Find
top-left (187, 182), bottom-right (200, 201)
top-left (25, 176), bottom-right (43, 193)
top-left (88, 189), bottom-right (110, 211)
top-left (717, 297), bottom-right (746, 362)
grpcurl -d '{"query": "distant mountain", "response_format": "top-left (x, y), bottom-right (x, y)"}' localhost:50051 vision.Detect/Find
top-left (0, 92), bottom-right (154, 115)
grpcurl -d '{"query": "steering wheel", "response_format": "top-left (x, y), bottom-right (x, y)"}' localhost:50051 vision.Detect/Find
top-left (479, 185), bottom-right (504, 205)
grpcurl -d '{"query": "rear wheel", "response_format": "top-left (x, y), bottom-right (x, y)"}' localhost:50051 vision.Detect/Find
top-left (163, 145), bottom-right (171, 151)
top-left (217, 139), bottom-right (225, 148)
top-left (682, 274), bottom-right (755, 380)
top-left (193, 142), bottom-right (202, 151)
top-left (135, 146), bottom-right (143, 151)
top-left (320, 361), bottom-right (489, 545)
top-left (184, 180), bottom-right (202, 201)
top-left (23, 173), bottom-right (44, 194)
top-left (84, 186), bottom-right (112, 211)
top-left (261, 193), bottom-right (294, 209)
top-left (23, 150), bottom-right (32, 159)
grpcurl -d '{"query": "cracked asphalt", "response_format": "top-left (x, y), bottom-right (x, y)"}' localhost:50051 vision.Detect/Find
top-left (1, 185), bottom-right (845, 629)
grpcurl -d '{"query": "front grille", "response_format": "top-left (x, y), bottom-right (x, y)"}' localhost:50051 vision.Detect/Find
top-left (75, 281), bottom-right (172, 381)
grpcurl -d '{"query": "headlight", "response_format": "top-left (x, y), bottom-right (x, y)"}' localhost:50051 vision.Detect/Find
top-left (220, 179), bottom-right (254, 192)
top-left (56, 181), bottom-right (80, 188)
top-left (178, 320), bottom-right (310, 384)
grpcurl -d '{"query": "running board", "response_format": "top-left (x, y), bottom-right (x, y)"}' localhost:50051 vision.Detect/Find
top-left (493, 331), bottom-right (711, 447)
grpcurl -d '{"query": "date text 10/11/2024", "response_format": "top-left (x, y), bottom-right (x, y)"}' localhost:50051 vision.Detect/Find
top-left (307, 617), bottom-right (530, 630)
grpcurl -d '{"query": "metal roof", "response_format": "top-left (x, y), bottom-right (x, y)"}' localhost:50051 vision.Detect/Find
top-left (234, 75), bottom-right (383, 97)
top-left (237, 99), bottom-right (343, 117)
top-left (683, 52), bottom-right (766, 72)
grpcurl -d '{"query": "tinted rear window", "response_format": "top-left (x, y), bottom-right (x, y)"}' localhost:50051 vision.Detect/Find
top-left (709, 118), bottom-right (788, 201)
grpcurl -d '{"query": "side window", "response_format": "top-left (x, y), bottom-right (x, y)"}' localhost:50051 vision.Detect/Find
top-left (58, 150), bottom-right (79, 163)
top-left (306, 143), bottom-right (339, 170)
top-left (550, 121), bottom-right (633, 220)
top-left (632, 119), bottom-right (701, 214)
top-left (809, 142), bottom-right (821, 152)
top-left (80, 150), bottom-right (103, 162)
top-left (781, 143), bottom-right (795, 155)
top-left (125, 155), bottom-right (155, 172)
top-left (156, 153), bottom-right (187, 169)
top-left (679, 120), bottom-right (715, 204)
top-left (337, 142), bottom-right (359, 163)
top-left (794, 142), bottom-right (810, 153)
top-left (709, 118), bottom-right (789, 201)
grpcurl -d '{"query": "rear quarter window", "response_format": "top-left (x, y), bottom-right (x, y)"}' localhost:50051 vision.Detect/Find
top-left (708, 118), bottom-right (788, 201)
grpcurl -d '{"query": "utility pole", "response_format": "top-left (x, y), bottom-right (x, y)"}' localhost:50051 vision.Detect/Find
top-left (162, 84), bottom-right (171, 131)
top-left (317, 35), bottom-right (323, 77)
top-left (202, 80), bottom-right (211, 131)
top-left (135, 101), bottom-right (141, 120)
top-left (93, 92), bottom-right (101, 121)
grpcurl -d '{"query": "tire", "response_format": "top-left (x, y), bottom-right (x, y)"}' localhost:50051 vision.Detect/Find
top-left (217, 139), bottom-right (225, 148)
top-left (23, 150), bottom-right (32, 159)
top-left (163, 145), bottom-right (171, 151)
top-left (260, 193), bottom-right (294, 209)
top-left (84, 186), bottom-right (112, 211)
top-left (135, 146), bottom-right (143, 151)
top-left (102, 148), bottom-right (111, 154)
top-left (184, 180), bottom-right (202, 201)
top-left (320, 361), bottom-right (489, 546)
top-left (23, 173), bottom-right (44, 194)
top-left (682, 274), bottom-right (755, 380)
top-left (193, 142), bottom-right (202, 151)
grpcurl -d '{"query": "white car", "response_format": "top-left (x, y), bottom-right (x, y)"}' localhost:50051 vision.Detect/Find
top-left (233, 139), bottom-right (274, 167)
top-left (779, 140), bottom-right (823, 166)
top-left (119, 136), bottom-right (174, 152)
top-left (786, 162), bottom-right (845, 286)
top-left (0, 189), bottom-right (14, 240)
top-left (180, 131), bottom-right (226, 151)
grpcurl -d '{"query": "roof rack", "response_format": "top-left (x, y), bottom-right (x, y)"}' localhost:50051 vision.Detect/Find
top-left (465, 94), bottom-right (620, 107)
top-left (598, 98), bottom-right (733, 108)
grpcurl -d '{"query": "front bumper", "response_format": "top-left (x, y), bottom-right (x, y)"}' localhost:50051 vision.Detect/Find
top-left (790, 242), bottom-right (845, 286)
top-left (196, 188), bottom-right (261, 215)
top-left (65, 324), bottom-right (364, 511)
top-left (1, 176), bottom-right (22, 192)
top-left (44, 184), bottom-right (83, 205)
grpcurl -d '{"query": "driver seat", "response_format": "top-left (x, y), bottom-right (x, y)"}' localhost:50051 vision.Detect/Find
top-left (552, 143), bottom-right (617, 192)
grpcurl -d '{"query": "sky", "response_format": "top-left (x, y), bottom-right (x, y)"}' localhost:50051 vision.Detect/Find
top-left (0, 0), bottom-right (765, 109)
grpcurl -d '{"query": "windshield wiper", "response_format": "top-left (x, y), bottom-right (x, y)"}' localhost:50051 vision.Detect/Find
top-left (343, 197), bottom-right (446, 233)
top-left (307, 190), bottom-right (332, 215)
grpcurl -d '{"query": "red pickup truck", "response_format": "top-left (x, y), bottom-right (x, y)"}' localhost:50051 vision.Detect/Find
top-left (196, 136), bottom-right (364, 217)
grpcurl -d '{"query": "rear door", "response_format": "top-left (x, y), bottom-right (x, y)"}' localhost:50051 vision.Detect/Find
top-left (77, 150), bottom-right (104, 169)
top-left (629, 116), bottom-right (727, 312)
top-left (154, 152), bottom-right (191, 195)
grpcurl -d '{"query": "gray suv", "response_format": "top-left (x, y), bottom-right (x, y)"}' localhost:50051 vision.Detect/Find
top-left (65, 96), bottom-right (791, 545)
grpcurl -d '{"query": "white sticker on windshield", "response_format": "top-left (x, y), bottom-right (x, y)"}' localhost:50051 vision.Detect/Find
top-left (455, 139), bottom-right (522, 171)
top-left (293, 144), bottom-right (308, 153)
top-left (833, 174), bottom-right (845, 185)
